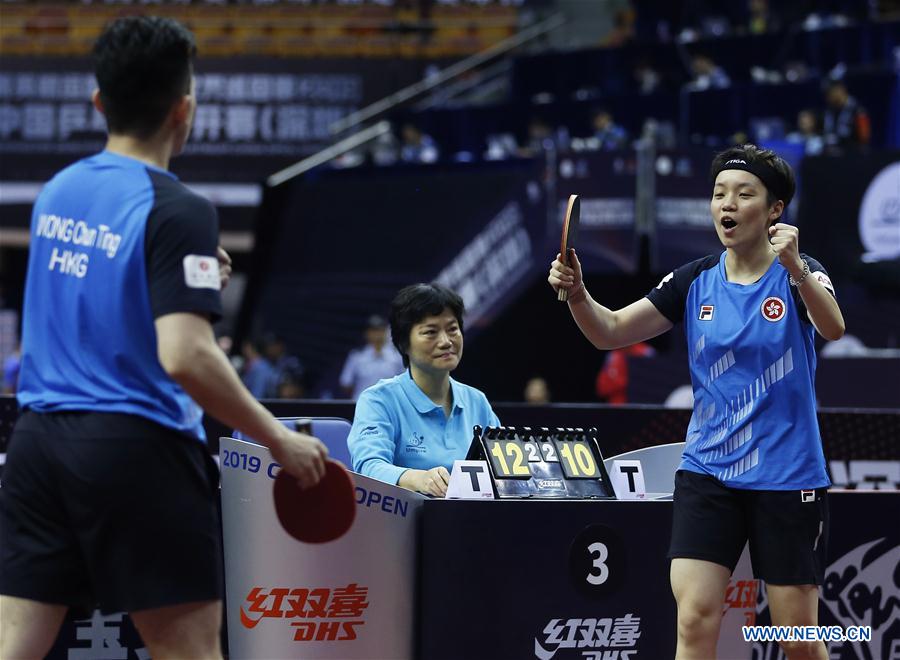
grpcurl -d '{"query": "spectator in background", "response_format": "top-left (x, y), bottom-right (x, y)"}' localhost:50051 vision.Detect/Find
top-left (786, 109), bottom-right (825, 155)
top-left (595, 341), bottom-right (656, 405)
top-left (523, 376), bottom-right (551, 405)
top-left (340, 314), bottom-right (404, 400)
top-left (747, 0), bottom-right (777, 34)
top-left (262, 333), bottom-right (304, 399)
top-left (729, 129), bottom-right (751, 146)
top-left (276, 366), bottom-right (306, 399)
top-left (399, 122), bottom-right (439, 164)
top-left (601, 6), bottom-right (636, 48)
top-left (216, 334), bottom-right (233, 355)
top-left (2, 343), bottom-right (21, 395)
top-left (590, 108), bottom-right (629, 150)
top-left (688, 54), bottom-right (731, 90)
top-left (632, 58), bottom-right (662, 95)
top-left (520, 116), bottom-right (555, 156)
top-left (240, 338), bottom-right (275, 399)
top-left (822, 80), bottom-right (871, 150)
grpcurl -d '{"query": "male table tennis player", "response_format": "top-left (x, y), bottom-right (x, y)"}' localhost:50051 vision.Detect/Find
top-left (0, 16), bottom-right (327, 659)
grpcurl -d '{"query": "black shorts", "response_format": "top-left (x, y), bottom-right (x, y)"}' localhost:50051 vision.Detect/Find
top-left (0, 410), bottom-right (222, 614)
top-left (669, 469), bottom-right (829, 585)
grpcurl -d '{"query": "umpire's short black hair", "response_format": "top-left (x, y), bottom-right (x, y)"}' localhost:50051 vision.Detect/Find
top-left (93, 16), bottom-right (196, 139)
top-left (389, 283), bottom-right (465, 367)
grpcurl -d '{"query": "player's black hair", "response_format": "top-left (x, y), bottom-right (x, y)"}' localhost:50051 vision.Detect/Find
top-left (710, 143), bottom-right (796, 218)
top-left (390, 283), bottom-right (465, 368)
top-left (93, 16), bottom-right (196, 139)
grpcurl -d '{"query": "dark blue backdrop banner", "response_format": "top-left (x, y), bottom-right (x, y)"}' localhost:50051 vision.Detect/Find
top-left (245, 155), bottom-right (640, 391)
top-left (554, 150), bottom-right (639, 275)
top-left (652, 146), bottom-right (722, 273)
top-left (0, 56), bottom-right (435, 183)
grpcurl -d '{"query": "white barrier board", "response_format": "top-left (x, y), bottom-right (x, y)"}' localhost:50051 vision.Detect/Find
top-left (221, 437), bottom-right (424, 659)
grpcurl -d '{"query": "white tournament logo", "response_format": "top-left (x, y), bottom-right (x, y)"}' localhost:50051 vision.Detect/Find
top-left (760, 296), bottom-right (786, 322)
top-left (820, 538), bottom-right (899, 660)
top-left (753, 538), bottom-right (899, 660)
top-left (859, 162), bottom-right (900, 263)
top-left (656, 272), bottom-right (674, 289)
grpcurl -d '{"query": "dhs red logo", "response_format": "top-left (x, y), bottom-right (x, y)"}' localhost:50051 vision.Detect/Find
top-left (239, 584), bottom-right (369, 642)
top-left (761, 297), bottom-right (786, 322)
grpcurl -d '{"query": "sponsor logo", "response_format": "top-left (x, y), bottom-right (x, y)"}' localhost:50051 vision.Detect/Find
top-left (820, 539), bottom-right (900, 660)
top-left (405, 432), bottom-right (427, 454)
top-left (812, 270), bottom-right (835, 295)
top-left (65, 611), bottom-right (147, 658)
top-left (801, 490), bottom-right (816, 503)
top-left (858, 161), bottom-right (900, 263)
top-left (752, 538), bottom-right (900, 659)
top-left (829, 460), bottom-right (900, 490)
top-left (699, 304), bottom-right (715, 321)
top-left (723, 578), bottom-right (759, 627)
top-left (239, 584), bottom-right (369, 642)
top-left (183, 254), bottom-right (220, 290)
top-left (725, 159), bottom-right (748, 166)
top-left (536, 479), bottom-right (564, 490)
top-left (656, 272), bottom-right (674, 289)
top-left (534, 614), bottom-right (642, 660)
top-left (760, 296), bottom-right (786, 322)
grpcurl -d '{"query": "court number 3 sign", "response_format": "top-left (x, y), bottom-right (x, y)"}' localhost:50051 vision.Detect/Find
top-left (569, 525), bottom-right (624, 597)
top-left (586, 541), bottom-right (609, 585)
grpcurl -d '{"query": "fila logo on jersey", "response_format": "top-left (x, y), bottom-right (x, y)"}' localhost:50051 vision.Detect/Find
top-left (699, 305), bottom-right (715, 321)
top-left (801, 490), bottom-right (815, 503)
top-left (761, 296), bottom-right (786, 322)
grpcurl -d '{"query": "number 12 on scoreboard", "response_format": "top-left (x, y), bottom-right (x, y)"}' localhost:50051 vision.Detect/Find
top-left (486, 440), bottom-right (532, 479)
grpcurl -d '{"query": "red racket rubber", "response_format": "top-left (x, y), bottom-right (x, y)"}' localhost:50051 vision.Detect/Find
top-left (273, 459), bottom-right (356, 544)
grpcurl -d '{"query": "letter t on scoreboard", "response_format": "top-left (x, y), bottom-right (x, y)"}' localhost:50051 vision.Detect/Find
top-left (610, 460), bottom-right (646, 499)
top-left (447, 460), bottom-right (495, 499)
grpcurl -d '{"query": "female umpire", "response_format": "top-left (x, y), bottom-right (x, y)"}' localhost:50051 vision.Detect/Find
top-left (347, 283), bottom-right (499, 497)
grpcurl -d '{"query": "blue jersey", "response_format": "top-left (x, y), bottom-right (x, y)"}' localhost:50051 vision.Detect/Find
top-left (17, 151), bottom-right (222, 441)
top-left (647, 252), bottom-right (834, 490)
top-left (348, 370), bottom-right (500, 485)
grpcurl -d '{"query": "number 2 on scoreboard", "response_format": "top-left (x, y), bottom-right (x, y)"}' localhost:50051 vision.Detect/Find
top-left (540, 442), bottom-right (558, 462)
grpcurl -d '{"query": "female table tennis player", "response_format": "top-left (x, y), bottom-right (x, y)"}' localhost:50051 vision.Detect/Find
top-left (347, 283), bottom-right (499, 497)
top-left (549, 144), bottom-right (844, 660)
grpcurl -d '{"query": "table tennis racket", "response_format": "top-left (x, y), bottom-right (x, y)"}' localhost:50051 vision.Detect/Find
top-left (558, 194), bottom-right (581, 302)
top-left (273, 459), bottom-right (357, 543)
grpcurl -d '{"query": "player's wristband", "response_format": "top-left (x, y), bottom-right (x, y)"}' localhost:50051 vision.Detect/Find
top-left (567, 282), bottom-right (587, 304)
top-left (789, 259), bottom-right (810, 287)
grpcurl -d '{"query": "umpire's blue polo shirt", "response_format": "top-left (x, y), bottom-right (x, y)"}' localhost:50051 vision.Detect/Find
top-left (348, 370), bottom-right (500, 485)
